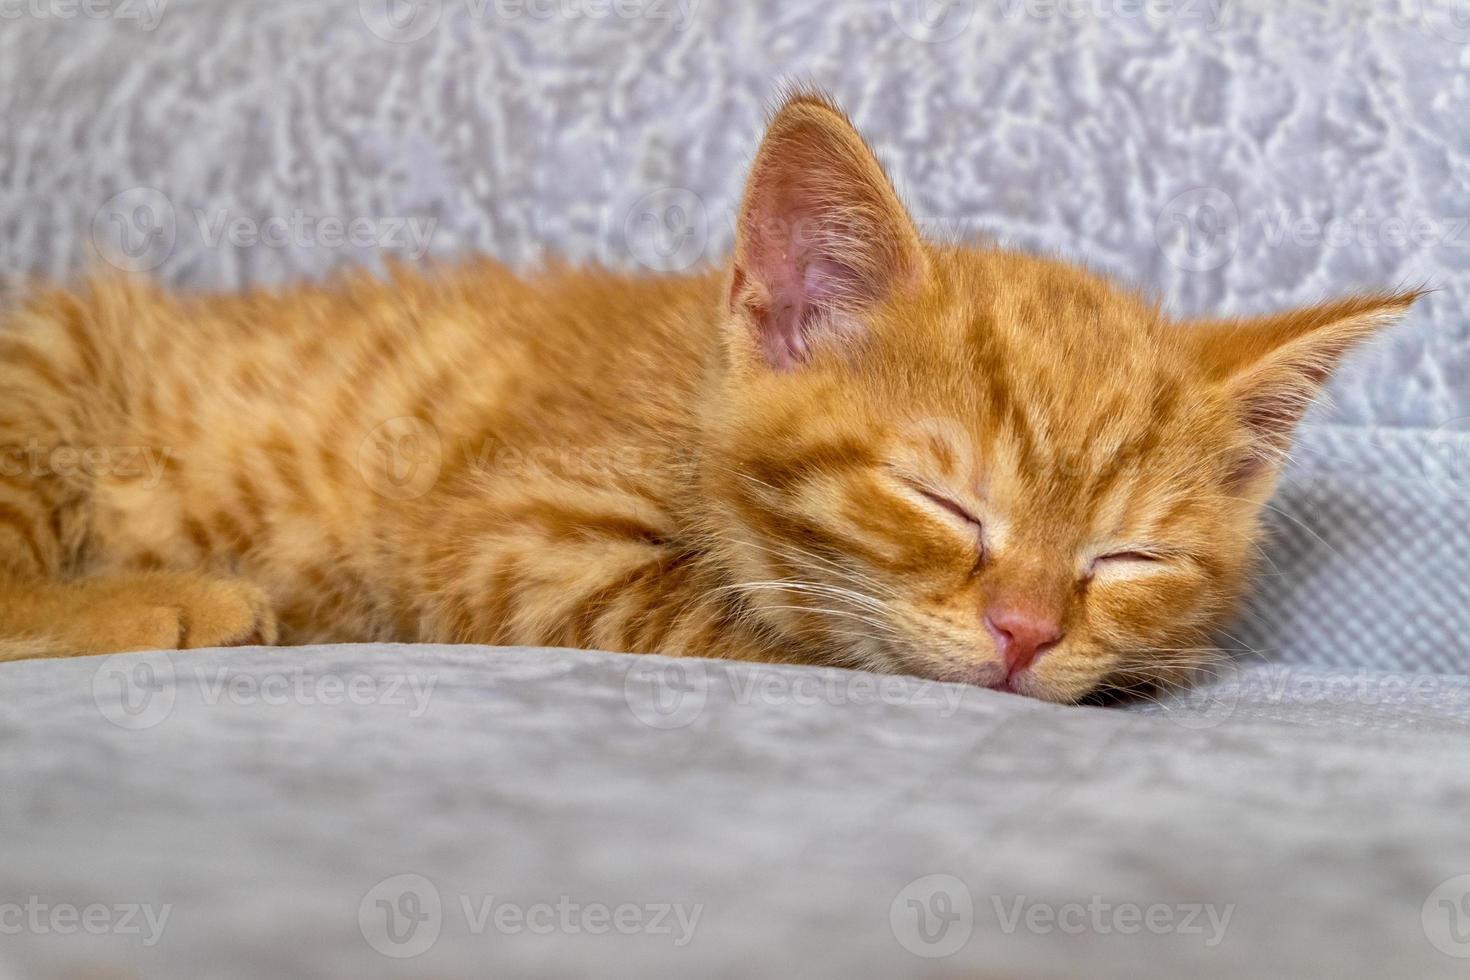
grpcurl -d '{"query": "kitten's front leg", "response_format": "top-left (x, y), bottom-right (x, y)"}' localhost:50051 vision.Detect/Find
top-left (0, 572), bottom-right (278, 661)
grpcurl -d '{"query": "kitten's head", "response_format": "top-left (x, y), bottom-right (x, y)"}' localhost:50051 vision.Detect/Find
top-left (697, 91), bottom-right (1419, 703)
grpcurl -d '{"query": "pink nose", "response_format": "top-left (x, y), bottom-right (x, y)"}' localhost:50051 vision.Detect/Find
top-left (985, 606), bottom-right (1063, 676)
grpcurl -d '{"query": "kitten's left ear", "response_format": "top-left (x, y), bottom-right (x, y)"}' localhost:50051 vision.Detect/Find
top-left (1192, 290), bottom-right (1422, 492)
top-left (727, 91), bottom-right (926, 370)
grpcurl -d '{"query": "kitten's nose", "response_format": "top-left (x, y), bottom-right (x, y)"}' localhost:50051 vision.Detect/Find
top-left (985, 605), bottom-right (1063, 676)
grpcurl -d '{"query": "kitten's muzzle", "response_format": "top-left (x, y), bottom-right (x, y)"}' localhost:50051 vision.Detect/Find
top-left (984, 603), bottom-right (1064, 685)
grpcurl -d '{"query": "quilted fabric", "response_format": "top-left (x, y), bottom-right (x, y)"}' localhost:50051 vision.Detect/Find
top-left (4, 0), bottom-right (1470, 674)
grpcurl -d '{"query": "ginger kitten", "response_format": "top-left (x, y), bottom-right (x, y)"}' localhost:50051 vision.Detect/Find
top-left (0, 92), bottom-right (1418, 703)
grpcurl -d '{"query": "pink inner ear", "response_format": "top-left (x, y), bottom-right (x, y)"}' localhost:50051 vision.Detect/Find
top-left (737, 213), bottom-right (870, 370)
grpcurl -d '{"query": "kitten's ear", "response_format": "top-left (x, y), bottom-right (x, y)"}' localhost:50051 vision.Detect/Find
top-left (1193, 290), bottom-right (1421, 492)
top-left (727, 91), bottom-right (926, 370)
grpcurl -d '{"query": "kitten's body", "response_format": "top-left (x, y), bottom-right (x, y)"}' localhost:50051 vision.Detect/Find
top-left (0, 264), bottom-right (782, 661)
top-left (0, 94), bottom-right (1418, 701)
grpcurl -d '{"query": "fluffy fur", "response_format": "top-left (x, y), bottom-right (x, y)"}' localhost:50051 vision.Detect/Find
top-left (0, 92), bottom-right (1419, 702)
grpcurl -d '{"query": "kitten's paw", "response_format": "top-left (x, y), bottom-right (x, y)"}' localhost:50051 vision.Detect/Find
top-left (163, 577), bottom-right (279, 649)
top-left (79, 574), bottom-right (279, 652)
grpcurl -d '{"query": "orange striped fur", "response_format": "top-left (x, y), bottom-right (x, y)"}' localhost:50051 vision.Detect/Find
top-left (0, 92), bottom-right (1419, 701)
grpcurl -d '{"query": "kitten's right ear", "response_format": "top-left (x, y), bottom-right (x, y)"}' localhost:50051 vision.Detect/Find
top-left (727, 91), bottom-right (926, 371)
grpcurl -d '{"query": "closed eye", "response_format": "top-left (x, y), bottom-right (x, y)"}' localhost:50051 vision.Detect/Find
top-left (1087, 549), bottom-right (1172, 579)
top-left (909, 484), bottom-right (982, 529)
top-left (890, 471), bottom-right (982, 528)
top-left (1096, 551), bottom-right (1164, 564)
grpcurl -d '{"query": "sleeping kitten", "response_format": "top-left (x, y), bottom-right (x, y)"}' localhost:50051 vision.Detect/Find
top-left (0, 92), bottom-right (1417, 702)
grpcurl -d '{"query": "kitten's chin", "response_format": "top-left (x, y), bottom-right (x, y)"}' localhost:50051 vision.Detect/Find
top-left (903, 657), bottom-right (1106, 704)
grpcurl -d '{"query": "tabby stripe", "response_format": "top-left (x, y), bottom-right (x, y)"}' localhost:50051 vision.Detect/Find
top-left (563, 576), bottom-right (631, 649)
top-left (0, 342), bottom-right (69, 396)
top-left (0, 502), bottom-right (48, 572)
top-left (58, 306), bottom-right (104, 383)
top-left (183, 515), bottom-right (213, 556)
top-left (481, 554), bottom-right (522, 644)
top-left (748, 437), bottom-right (875, 491)
top-left (494, 500), bottom-right (668, 546)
